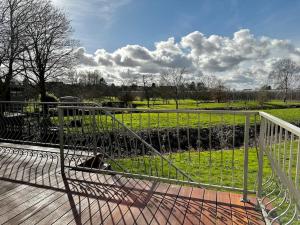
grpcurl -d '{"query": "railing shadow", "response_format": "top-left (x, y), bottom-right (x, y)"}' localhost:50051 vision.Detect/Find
top-left (0, 146), bottom-right (265, 225)
top-left (0, 147), bottom-right (159, 224)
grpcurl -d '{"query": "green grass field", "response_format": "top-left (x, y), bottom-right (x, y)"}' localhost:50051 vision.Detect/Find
top-left (112, 99), bottom-right (300, 129)
top-left (111, 142), bottom-right (299, 189)
top-left (133, 99), bottom-right (300, 110)
top-left (58, 107), bottom-right (300, 132)
top-left (111, 147), bottom-right (266, 191)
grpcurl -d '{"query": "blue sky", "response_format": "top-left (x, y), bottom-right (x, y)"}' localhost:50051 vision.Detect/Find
top-left (54, 0), bottom-right (300, 52)
top-left (53, 0), bottom-right (300, 89)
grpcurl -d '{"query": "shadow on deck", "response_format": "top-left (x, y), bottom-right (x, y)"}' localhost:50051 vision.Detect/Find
top-left (0, 146), bottom-right (265, 225)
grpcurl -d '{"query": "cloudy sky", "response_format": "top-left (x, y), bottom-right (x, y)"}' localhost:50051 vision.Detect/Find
top-left (52, 0), bottom-right (300, 89)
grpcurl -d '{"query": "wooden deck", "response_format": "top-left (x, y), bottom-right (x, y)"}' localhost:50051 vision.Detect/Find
top-left (0, 146), bottom-right (265, 225)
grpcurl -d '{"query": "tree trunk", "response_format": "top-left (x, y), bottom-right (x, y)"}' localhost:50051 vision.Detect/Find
top-left (175, 99), bottom-right (179, 109)
top-left (284, 88), bottom-right (288, 103)
top-left (1, 62), bottom-right (14, 101)
top-left (40, 80), bottom-right (46, 102)
top-left (39, 78), bottom-right (48, 115)
top-left (1, 79), bottom-right (11, 101)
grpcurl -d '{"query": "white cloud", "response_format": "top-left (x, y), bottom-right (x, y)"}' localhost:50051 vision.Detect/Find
top-left (75, 29), bottom-right (300, 89)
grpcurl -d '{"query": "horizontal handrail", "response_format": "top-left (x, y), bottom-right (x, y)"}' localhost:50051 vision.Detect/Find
top-left (0, 101), bottom-right (98, 105)
top-left (58, 105), bottom-right (259, 115)
top-left (259, 111), bottom-right (300, 137)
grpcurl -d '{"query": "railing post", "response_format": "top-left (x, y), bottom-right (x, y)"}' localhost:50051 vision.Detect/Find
top-left (257, 117), bottom-right (265, 198)
top-left (92, 109), bottom-right (97, 156)
top-left (58, 107), bottom-right (65, 174)
top-left (242, 114), bottom-right (250, 202)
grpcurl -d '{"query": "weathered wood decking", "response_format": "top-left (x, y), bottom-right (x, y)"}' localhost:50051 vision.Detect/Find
top-left (0, 146), bottom-right (265, 225)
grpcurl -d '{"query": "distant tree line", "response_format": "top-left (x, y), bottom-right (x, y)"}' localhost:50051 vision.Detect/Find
top-left (0, 0), bottom-right (299, 106)
top-left (11, 66), bottom-right (300, 109)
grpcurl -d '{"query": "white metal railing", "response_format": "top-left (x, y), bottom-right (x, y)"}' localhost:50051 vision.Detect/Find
top-left (58, 105), bottom-right (259, 202)
top-left (258, 112), bottom-right (300, 225)
top-left (1, 101), bottom-right (300, 223)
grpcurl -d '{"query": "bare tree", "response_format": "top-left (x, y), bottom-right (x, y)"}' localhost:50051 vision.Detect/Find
top-left (160, 68), bottom-right (186, 109)
top-left (0, 0), bottom-right (34, 100)
top-left (211, 79), bottom-right (227, 103)
top-left (0, 7), bottom-right (6, 67)
top-left (200, 75), bottom-right (227, 102)
top-left (269, 58), bottom-right (300, 103)
top-left (200, 74), bottom-right (217, 89)
top-left (21, 0), bottom-right (77, 103)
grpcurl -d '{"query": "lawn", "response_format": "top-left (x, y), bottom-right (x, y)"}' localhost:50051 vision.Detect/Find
top-left (133, 99), bottom-right (300, 110)
top-left (110, 147), bottom-right (267, 191)
top-left (54, 107), bottom-right (300, 135)
top-left (111, 141), bottom-right (299, 191)
top-left (115, 107), bottom-right (300, 129)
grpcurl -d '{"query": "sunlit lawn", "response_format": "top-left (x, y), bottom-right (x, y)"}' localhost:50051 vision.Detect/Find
top-left (110, 147), bottom-right (267, 191)
top-left (133, 99), bottom-right (300, 110)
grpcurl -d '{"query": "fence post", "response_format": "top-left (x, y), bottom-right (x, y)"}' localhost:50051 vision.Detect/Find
top-left (92, 109), bottom-right (97, 156)
top-left (257, 116), bottom-right (265, 198)
top-left (58, 107), bottom-right (65, 174)
top-left (242, 114), bottom-right (250, 202)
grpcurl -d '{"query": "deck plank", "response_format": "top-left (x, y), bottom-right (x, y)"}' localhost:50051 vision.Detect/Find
top-left (134, 183), bottom-right (170, 225)
top-left (116, 181), bottom-right (160, 225)
top-left (81, 178), bottom-right (140, 225)
top-left (167, 186), bottom-right (193, 225)
top-left (72, 176), bottom-right (133, 225)
top-left (103, 180), bottom-right (152, 225)
top-left (200, 189), bottom-right (217, 225)
top-left (230, 192), bottom-right (249, 225)
top-left (183, 187), bottom-right (204, 225)
top-left (216, 191), bottom-right (232, 225)
top-left (40, 174), bottom-right (122, 225)
top-left (22, 172), bottom-right (106, 225)
top-left (150, 184), bottom-right (181, 225)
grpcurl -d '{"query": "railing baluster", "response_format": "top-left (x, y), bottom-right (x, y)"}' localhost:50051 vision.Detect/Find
top-left (220, 114), bottom-right (224, 187)
top-left (289, 134), bottom-right (294, 178)
top-left (257, 116), bottom-right (266, 198)
top-left (92, 109), bottom-right (97, 156)
top-left (273, 124), bottom-right (278, 161)
top-left (278, 126), bottom-right (282, 165)
top-left (209, 113), bottom-right (212, 185)
top-left (167, 112), bottom-right (171, 179)
top-left (295, 138), bottom-right (300, 188)
top-left (197, 111), bottom-right (201, 182)
top-left (232, 113), bottom-right (236, 188)
top-left (187, 112), bottom-right (190, 182)
top-left (242, 114), bottom-right (250, 202)
top-left (176, 111), bottom-right (180, 154)
top-left (283, 129), bottom-right (288, 172)
top-left (58, 107), bottom-right (64, 174)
